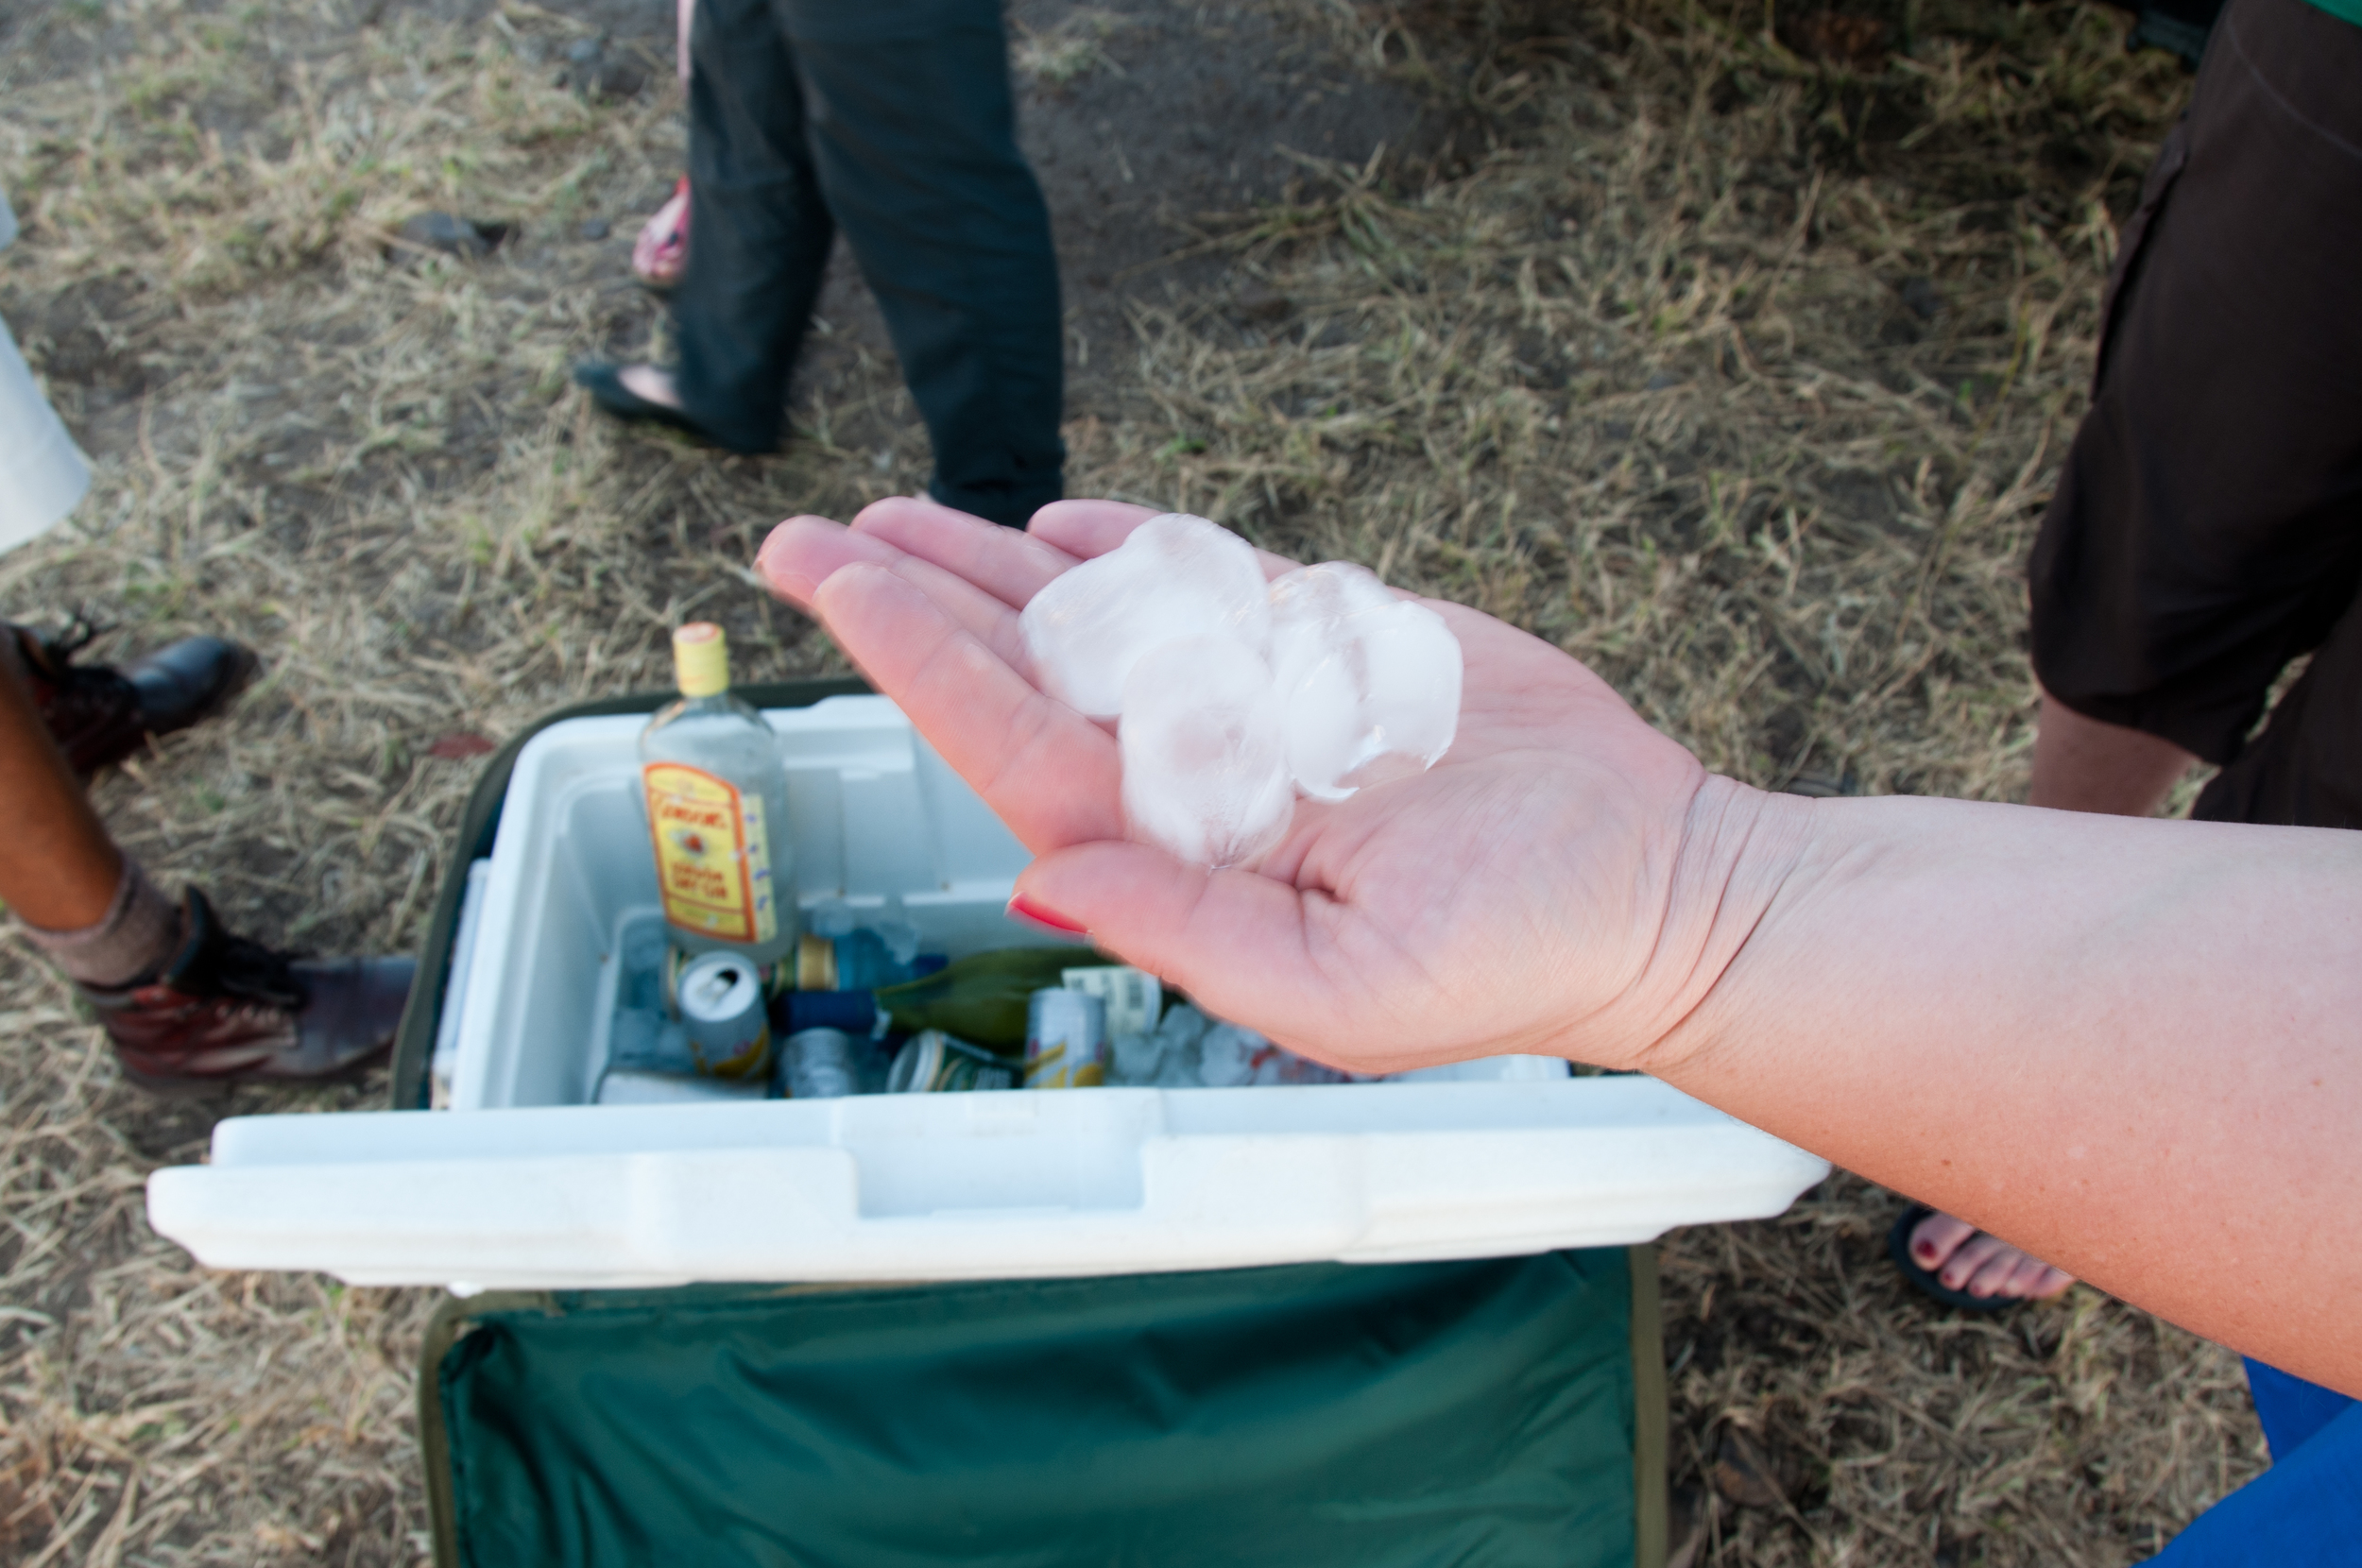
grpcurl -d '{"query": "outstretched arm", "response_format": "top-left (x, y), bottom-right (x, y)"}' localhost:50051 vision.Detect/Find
top-left (757, 497), bottom-right (2362, 1398)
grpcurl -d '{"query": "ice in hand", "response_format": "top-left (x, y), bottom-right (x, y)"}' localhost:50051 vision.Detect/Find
top-left (1120, 636), bottom-right (1295, 868)
top-left (1267, 562), bottom-right (1462, 800)
top-left (1021, 512), bottom-right (1273, 720)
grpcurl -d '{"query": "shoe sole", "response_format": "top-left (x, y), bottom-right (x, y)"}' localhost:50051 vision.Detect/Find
top-left (116, 1040), bottom-right (389, 1099)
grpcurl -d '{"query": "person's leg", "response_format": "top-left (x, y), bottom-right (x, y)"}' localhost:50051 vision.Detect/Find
top-left (1, 626), bottom-right (410, 1087)
top-left (0, 633), bottom-right (128, 932)
top-left (2026, 692), bottom-right (2199, 818)
top-left (5, 619), bottom-right (259, 779)
top-left (780, 0), bottom-right (1064, 527)
top-left (613, 0), bottom-right (836, 452)
top-left (1908, 0), bottom-right (2362, 1304)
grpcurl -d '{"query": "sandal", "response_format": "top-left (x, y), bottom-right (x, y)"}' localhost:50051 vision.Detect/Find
top-left (572, 363), bottom-right (776, 455)
top-left (1888, 1203), bottom-right (2027, 1313)
top-left (632, 177), bottom-right (690, 291)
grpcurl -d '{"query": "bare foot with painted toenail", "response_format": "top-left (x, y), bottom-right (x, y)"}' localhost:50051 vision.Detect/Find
top-left (1911, 1210), bottom-right (2075, 1302)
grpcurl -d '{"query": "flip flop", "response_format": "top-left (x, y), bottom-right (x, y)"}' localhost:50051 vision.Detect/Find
top-left (1888, 1203), bottom-right (2025, 1313)
top-left (572, 362), bottom-right (772, 453)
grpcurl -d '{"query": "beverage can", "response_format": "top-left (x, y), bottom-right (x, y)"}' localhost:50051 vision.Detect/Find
top-left (1061, 964), bottom-right (1161, 1037)
top-left (665, 943), bottom-right (779, 1013)
top-left (1024, 987), bottom-right (1107, 1088)
top-left (676, 950), bottom-right (772, 1080)
top-left (781, 1027), bottom-right (860, 1099)
top-left (887, 1030), bottom-right (1017, 1094)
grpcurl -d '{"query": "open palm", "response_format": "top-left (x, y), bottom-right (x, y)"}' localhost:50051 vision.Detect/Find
top-left (757, 498), bottom-right (1742, 1076)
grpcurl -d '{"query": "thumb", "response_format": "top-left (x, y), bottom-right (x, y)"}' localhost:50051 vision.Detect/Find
top-left (1014, 841), bottom-right (1326, 1038)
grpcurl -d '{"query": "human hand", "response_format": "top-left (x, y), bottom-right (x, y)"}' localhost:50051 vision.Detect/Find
top-left (756, 497), bottom-right (1785, 1077)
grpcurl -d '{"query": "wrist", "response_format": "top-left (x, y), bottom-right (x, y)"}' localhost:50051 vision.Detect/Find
top-left (1612, 775), bottom-right (1820, 1079)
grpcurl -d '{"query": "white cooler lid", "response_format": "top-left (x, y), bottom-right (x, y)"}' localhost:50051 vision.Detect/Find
top-left (148, 1076), bottom-right (1826, 1292)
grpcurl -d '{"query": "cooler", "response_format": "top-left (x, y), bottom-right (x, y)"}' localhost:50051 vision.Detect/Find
top-left (145, 680), bottom-right (1829, 1567)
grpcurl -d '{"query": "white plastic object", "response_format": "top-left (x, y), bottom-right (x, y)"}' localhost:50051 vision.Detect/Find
top-left (145, 695), bottom-right (1827, 1291)
top-left (0, 189), bottom-right (93, 548)
top-left (0, 310), bottom-right (92, 553)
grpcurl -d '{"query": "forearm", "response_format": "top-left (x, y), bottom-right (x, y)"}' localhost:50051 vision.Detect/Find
top-left (1652, 790), bottom-right (2362, 1396)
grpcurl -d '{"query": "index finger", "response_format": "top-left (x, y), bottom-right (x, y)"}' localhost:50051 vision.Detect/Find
top-left (811, 562), bottom-right (1123, 851)
top-left (850, 495), bottom-right (1086, 612)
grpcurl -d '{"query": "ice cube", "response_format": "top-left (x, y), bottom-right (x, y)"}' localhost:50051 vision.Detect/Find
top-left (1109, 1031), bottom-right (1160, 1086)
top-left (1150, 1003), bottom-right (1211, 1087)
top-left (1267, 562), bottom-right (1462, 801)
top-left (1197, 1022), bottom-right (1268, 1087)
top-left (607, 1007), bottom-right (694, 1074)
top-left (620, 920), bottom-right (669, 1012)
top-left (1119, 636), bottom-right (1296, 868)
top-left (1021, 512), bottom-right (1274, 720)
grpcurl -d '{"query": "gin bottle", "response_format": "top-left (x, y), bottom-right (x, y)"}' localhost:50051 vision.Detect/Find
top-left (639, 623), bottom-right (795, 965)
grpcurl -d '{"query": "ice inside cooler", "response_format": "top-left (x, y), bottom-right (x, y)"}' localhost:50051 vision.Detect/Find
top-left (439, 695), bottom-right (1562, 1112)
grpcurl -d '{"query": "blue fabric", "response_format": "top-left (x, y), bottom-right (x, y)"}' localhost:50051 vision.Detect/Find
top-left (2246, 1357), bottom-right (2360, 1461)
top-left (2146, 1363), bottom-right (2362, 1566)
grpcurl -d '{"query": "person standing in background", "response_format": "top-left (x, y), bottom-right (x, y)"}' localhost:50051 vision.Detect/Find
top-left (1884, 0), bottom-right (2360, 1556)
top-left (575, 0), bottom-right (1066, 530)
top-left (0, 189), bottom-right (412, 1092)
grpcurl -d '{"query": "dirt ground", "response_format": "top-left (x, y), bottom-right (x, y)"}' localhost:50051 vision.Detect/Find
top-left (0, 0), bottom-right (2266, 1562)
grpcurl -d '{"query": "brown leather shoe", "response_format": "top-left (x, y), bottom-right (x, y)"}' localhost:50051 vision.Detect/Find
top-left (9, 619), bottom-right (260, 776)
top-left (85, 889), bottom-right (412, 1095)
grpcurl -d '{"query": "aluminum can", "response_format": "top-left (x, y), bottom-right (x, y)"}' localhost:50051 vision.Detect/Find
top-left (888, 1030), bottom-right (1016, 1094)
top-left (1024, 987), bottom-right (1107, 1088)
top-left (666, 943), bottom-right (779, 1012)
top-left (676, 949), bottom-right (772, 1080)
top-left (781, 1027), bottom-right (860, 1099)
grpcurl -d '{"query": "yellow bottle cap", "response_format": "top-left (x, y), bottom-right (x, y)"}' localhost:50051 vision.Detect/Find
top-left (672, 622), bottom-right (730, 698)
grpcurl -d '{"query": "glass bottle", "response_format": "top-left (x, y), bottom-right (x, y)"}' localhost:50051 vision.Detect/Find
top-left (639, 623), bottom-right (795, 966)
top-left (779, 947), bottom-right (1089, 1051)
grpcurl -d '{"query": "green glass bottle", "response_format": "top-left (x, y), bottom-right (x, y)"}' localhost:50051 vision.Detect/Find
top-left (779, 947), bottom-right (1093, 1052)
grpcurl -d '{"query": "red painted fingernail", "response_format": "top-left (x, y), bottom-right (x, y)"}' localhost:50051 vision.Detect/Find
top-left (1007, 894), bottom-right (1087, 935)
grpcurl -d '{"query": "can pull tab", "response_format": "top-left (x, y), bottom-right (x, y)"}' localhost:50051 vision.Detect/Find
top-left (683, 963), bottom-right (744, 1014)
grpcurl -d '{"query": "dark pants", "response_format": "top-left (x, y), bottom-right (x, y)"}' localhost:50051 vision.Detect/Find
top-left (2027, 0), bottom-right (2362, 828)
top-left (674, 0), bottom-right (1065, 527)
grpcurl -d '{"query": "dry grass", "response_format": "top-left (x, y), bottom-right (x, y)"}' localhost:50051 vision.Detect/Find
top-left (0, 0), bottom-right (2259, 1561)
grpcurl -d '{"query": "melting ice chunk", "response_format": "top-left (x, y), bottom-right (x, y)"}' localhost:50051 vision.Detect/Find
top-left (1267, 562), bottom-right (1463, 800)
top-left (1119, 635), bottom-right (1295, 868)
top-left (1021, 512), bottom-right (1274, 720)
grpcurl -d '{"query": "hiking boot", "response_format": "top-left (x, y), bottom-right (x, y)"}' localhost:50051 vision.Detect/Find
top-left (84, 888), bottom-right (412, 1094)
top-left (8, 618), bottom-right (260, 776)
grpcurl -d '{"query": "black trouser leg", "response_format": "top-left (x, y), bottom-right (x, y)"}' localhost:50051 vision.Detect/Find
top-left (780, 0), bottom-right (1065, 527)
top-left (671, 0), bottom-right (835, 453)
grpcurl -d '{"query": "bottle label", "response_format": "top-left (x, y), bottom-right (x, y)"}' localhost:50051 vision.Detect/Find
top-left (643, 762), bottom-right (777, 945)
